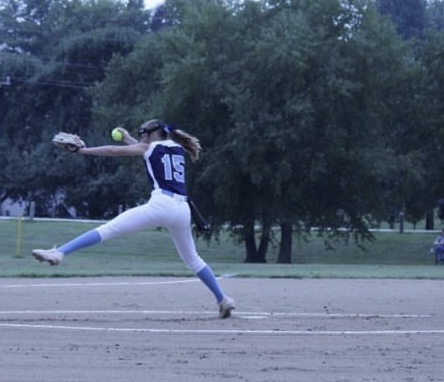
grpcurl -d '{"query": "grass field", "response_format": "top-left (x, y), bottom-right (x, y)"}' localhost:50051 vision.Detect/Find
top-left (0, 217), bottom-right (442, 279)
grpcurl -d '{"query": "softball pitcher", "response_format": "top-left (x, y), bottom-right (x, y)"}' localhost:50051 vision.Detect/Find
top-left (32, 119), bottom-right (235, 318)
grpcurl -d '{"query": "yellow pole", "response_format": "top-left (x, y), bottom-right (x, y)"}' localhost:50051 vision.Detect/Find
top-left (16, 214), bottom-right (22, 257)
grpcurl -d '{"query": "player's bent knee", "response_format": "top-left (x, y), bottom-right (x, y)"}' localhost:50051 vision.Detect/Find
top-left (183, 256), bottom-right (207, 273)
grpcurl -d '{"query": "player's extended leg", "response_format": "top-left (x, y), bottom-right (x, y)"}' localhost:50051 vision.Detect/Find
top-left (32, 230), bottom-right (101, 265)
top-left (167, 201), bottom-right (235, 318)
top-left (169, 225), bottom-right (235, 318)
top-left (32, 198), bottom-right (166, 265)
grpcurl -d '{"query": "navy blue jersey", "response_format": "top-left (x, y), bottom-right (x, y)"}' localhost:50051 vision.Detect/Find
top-left (144, 140), bottom-right (187, 195)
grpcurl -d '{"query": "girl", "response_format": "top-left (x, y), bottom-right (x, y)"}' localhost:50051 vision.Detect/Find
top-left (32, 119), bottom-right (235, 318)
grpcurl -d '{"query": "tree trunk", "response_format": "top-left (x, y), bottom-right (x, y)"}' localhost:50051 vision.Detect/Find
top-left (277, 222), bottom-right (292, 264)
top-left (425, 209), bottom-right (434, 230)
top-left (243, 223), bottom-right (258, 263)
top-left (257, 222), bottom-right (271, 263)
top-left (243, 222), bottom-right (267, 263)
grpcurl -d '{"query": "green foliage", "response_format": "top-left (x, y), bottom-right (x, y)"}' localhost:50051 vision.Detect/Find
top-left (0, 0), bottom-right (150, 217)
top-left (2, 0), bottom-right (444, 262)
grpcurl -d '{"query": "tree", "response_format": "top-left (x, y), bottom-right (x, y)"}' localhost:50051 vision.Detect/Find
top-left (416, 28), bottom-right (444, 226)
top-left (305, 2), bottom-right (429, 232)
top-left (0, 0), bottom-right (150, 217)
top-left (93, 0), bottom-right (429, 262)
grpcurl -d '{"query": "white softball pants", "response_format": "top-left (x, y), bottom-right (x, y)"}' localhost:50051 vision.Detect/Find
top-left (95, 191), bottom-right (207, 273)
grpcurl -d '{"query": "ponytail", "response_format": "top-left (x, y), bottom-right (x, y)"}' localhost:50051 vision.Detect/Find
top-left (169, 129), bottom-right (202, 162)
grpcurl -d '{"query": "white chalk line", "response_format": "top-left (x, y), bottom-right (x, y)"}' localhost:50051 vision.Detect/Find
top-left (0, 310), bottom-right (433, 319)
top-left (0, 275), bottom-right (238, 289)
top-left (0, 322), bottom-right (443, 336)
top-left (0, 278), bottom-right (202, 289)
top-left (1, 278), bottom-right (440, 335)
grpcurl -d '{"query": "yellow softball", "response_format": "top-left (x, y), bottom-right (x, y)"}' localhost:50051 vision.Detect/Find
top-left (111, 128), bottom-right (123, 142)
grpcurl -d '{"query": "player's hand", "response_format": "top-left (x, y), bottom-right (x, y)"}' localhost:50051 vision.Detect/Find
top-left (114, 127), bottom-right (138, 145)
top-left (114, 127), bottom-right (130, 139)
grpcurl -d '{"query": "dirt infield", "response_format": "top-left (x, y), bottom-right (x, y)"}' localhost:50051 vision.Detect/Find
top-left (1, 277), bottom-right (443, 382)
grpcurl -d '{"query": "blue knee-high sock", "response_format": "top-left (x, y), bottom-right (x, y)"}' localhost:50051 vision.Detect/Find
top-left (58, 229), bottom-right (101, 255)
top-left (197, 266), bottom-right (224, 303)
